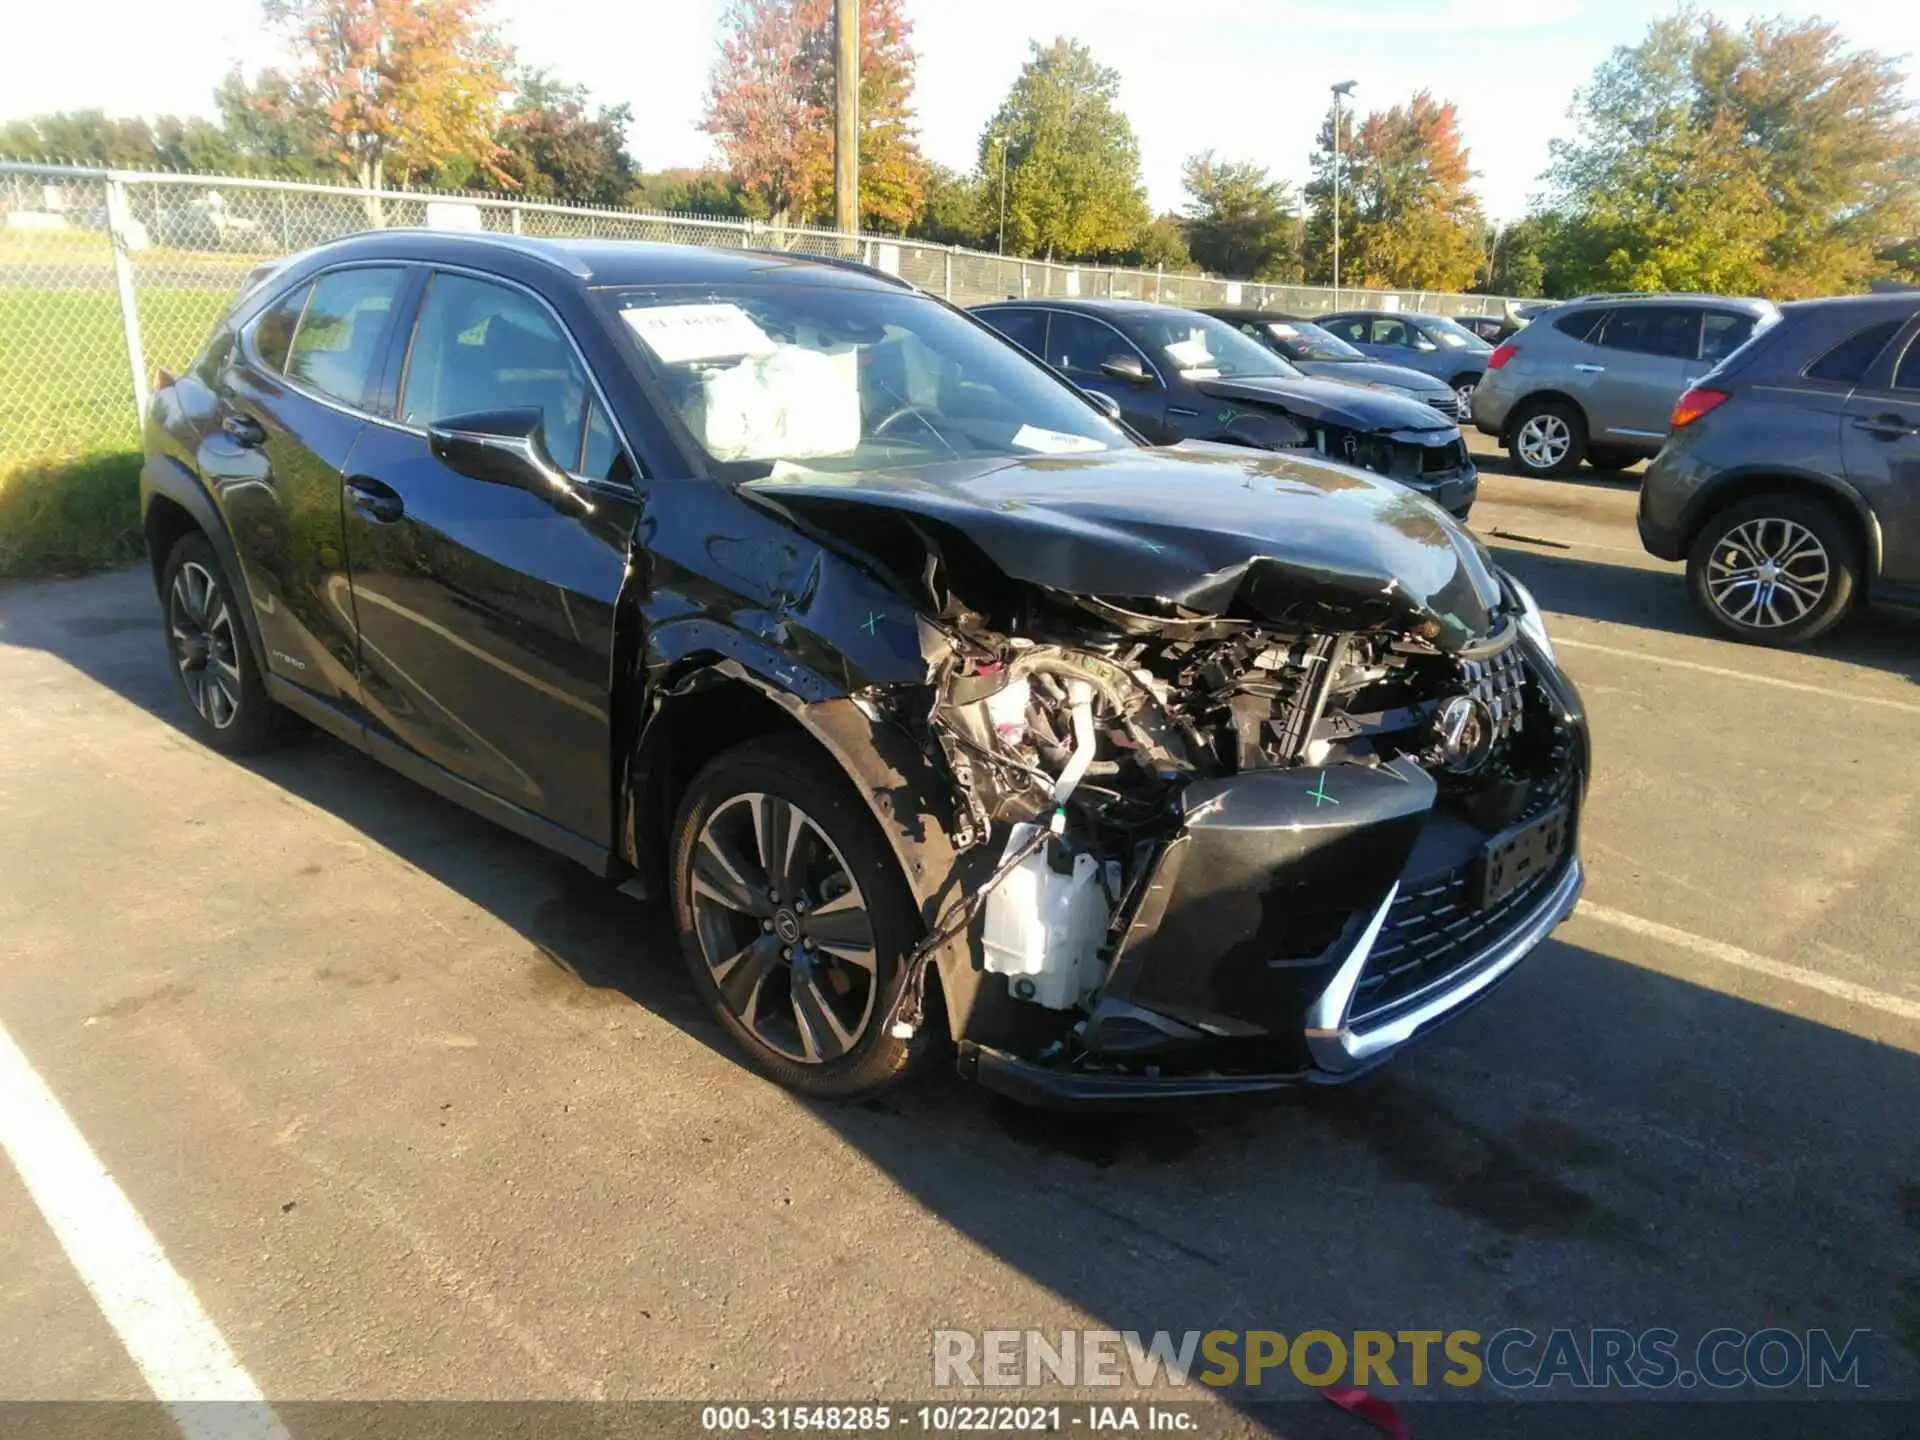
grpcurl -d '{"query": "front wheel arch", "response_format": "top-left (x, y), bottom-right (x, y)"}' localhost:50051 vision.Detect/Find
top-left (1682, 475), bottom-right (1879, 588)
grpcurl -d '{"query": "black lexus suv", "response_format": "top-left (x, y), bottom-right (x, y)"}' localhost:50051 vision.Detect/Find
top-left (1638, 291), bottom-right (1920, 646)
top-left (143, 231), bottom-right (1587, 1107)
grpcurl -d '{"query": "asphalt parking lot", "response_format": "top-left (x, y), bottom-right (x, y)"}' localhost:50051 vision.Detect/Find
top-left (3, 435), bottom-right (1919, 1436)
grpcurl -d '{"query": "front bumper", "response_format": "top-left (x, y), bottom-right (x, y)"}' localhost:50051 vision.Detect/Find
top-left (962, 639), bottom-right (1588, 1110)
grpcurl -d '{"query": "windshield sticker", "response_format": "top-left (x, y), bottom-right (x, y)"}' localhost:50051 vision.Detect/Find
top-left (1011, 425), bottom-right (1108, 455)
top-left (1164, 336), bottom-right (1216, 370)
top-left (621, 302), bottom-right (775, 365)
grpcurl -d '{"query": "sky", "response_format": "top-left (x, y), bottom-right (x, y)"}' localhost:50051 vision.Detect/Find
top-left (4, 0), bottom-right (1917, 224)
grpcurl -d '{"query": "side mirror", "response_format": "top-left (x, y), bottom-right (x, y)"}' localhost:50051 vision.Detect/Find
top-left (428, 408), bottom-right (592, 512)
top-left (1413, 337), bottom-right (1438, 353)
top-left (1082, 389), bottom-right (1123, 421)
top-left (1099, 353), bottom-right (1153, 385)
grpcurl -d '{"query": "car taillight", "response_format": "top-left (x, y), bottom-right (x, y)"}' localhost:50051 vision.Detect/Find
top-left (1672, 387), bottom-right (1729, 428)
top-left (1486, 342), bottom-right (1517, 370)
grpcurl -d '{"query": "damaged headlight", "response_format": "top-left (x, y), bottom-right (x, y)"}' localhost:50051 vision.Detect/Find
top-left (1504, 573), bottom-right (1555, 661)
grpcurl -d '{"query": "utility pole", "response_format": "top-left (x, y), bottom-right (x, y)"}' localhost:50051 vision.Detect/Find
top-left (834, 0), bottom-right (860, 241)
top-left (1330, 79), bottom-right (1355, 302)
top-left (992, 133), bottom-right (1010, 254)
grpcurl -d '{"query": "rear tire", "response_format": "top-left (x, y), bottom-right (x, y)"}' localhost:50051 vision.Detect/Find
top-left (1686, 494), bottom-right (1859, 647)
top-left (670, 737), bottom-right (939, 1099)
top-left (1452, 373), bottom-right (1481, 416)
top-left (1507, 399), bottom-right (1586, 478)
top-left (159, 533), bottom-right (285, 753)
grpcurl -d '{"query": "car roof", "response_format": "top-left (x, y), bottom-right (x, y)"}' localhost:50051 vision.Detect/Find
top-left (1551, 292), bottom-right (1775, 314)
top-left (1778, 291), bottom-right (1920, 319)
top-left (289, 229), bottom-right (913, 292)
top-left (973, 297), bottom-right (1204, 319)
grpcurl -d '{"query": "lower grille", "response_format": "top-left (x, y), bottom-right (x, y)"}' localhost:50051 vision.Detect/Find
top-left (1420, 438), bottom-right (1470, 475)
top-left (1426, 393), bottom-right (1464, 421)
top-left (1350, 849), bottom-right (1568, 1020)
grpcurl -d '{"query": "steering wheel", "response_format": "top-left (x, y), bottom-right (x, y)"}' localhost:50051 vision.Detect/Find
top-left (870, 404), bottom-right (936, 439)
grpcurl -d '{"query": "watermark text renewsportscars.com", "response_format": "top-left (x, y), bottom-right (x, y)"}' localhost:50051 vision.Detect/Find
top-left (931, 1328), bottom-right (1874, 1391)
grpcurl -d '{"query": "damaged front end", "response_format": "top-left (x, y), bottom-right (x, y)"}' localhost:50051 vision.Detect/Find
top-left (747, 448), bottom-right (1587, 1106)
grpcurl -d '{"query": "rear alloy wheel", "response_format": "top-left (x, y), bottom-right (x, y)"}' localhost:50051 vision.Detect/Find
top-left (1508, 399), bottom-right (1586, 478)
top-left (1686, 495), bottom-right (1859, 647)
top-left (161, 533), bottom-right (282, 752)
top-left (1452, 374), bottom-right (1480, 416)
top-left (670, 739), bottom-right (935, 1098)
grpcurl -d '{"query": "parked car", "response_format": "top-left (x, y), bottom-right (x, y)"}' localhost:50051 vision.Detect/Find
top-left (1199, 308), bottom-right (1469, 423)
top-left (1637, 292), bottom-right (1920, 646)
top-left (143, 231), bottom-right (1585, 1107)
top-left (1472, 293), bottom-right (1779, 479)
top-left (1315, 310), bottom-right (1495, 413)
top-left (974, 298), bottom-right (1478, 517)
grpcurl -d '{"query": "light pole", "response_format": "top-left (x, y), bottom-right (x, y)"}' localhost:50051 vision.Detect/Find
top-left (1330, 80), bottom-right (1356, 302)
top-left (990, 132), bottom-right (1010, 254)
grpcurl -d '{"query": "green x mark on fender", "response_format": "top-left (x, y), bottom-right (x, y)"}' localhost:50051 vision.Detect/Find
top-left (1307, 773), bottom-right (1339, 807)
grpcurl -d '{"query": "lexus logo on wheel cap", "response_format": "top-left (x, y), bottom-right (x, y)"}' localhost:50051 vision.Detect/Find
top-left (773, 909), bottom-right (802, 944)
top-left (1433, 695), bottom-right (1496, 773)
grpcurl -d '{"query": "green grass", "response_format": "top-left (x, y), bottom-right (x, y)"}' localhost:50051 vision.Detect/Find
top-left (0, 273), bottom-right (232, 578)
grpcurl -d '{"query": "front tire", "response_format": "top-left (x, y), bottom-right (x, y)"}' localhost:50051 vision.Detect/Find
top-left (1452, 373), bottom-right (1481, 417)
top-left (1686, 494), bottom-right (1859, 647)
top-left (1507, 399), bottom-right (1586, 478)
top-left (160, 533), bottom-right (283, 753)
top-left (670, 738), bottom-right (936, 1099)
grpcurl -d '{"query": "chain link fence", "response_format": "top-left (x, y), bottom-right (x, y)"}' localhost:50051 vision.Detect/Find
top-left (1, 160), bottom-right (1528, 478)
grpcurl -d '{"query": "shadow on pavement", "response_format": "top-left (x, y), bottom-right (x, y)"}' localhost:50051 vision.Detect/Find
top-left (5, 566), bottom-right (1918, 1433)
top-left (1490, 543), bottom-right (1920, 685)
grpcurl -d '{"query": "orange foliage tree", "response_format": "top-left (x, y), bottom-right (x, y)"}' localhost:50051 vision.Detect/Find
top-left (264, 0), bottom-right (513, 191)
top-left (703, 0), bottom-right (925, 230)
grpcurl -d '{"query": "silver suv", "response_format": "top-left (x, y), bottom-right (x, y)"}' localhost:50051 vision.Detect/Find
top-left (1471, 294), bottom-right (1779, 477)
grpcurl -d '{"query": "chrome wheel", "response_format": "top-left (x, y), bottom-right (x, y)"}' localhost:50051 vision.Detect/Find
top-left (168, 560), bottom-right (243, 730)
top-left (1515, 413), bottom-right (1571, 471)
top-left (1454, 379), bottom-right (1476, 414)
top-left (1704, 518), bottom-right (1830, 630)
top-left (688, 792), bottom-right (878, 1065)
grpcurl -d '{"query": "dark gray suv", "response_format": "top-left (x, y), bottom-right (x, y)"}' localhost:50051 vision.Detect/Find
top-left (1638, 292), bottom-right (1920, 646)
top-left (1473, 294), bottom-right (1779, 477)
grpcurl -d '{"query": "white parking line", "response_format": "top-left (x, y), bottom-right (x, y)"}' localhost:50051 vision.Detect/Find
top-left (1553, 636), bottom-right (1920, 717)
top-left (1577, 902), bottom-right (1920, 1024)
top-left (0, 1020), bottom-right (290, 1439)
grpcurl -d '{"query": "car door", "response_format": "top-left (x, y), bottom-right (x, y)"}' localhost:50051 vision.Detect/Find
top-left (339, 267), bottom-right (642, 850)
top-left (1582, 306), bottom-right (1698, 442)
top-left (1841, 317), bottom-right (1920, 587)
top-left (1041, 310), bottom-right (1176, 442)
top-left (197, 264), bottom-right (411, 720)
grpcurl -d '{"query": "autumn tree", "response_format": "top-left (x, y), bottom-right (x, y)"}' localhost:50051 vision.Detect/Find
top-left (263, 0), bottom-right (513, 190)
top-left (1543, 12), bottom-right (1920, 296)
top-left (491, 69), bottom-right (635, 206)
top-left (704, 0), bottom-right (926, 230)
top-left (1181, 151), bottom-right (1297, 279)
top-left (1305, 90), bottom-right (1483, 290)
top-left (979, 38), bottom-right (1148, 260)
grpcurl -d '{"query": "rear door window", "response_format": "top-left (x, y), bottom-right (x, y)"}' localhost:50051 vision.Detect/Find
top-left (1892, 335), bottom-right (1920, 394)
top-left (1595, 306), bottom-right (1700, 359)
top-left (250, 284), bottom-right (310, 372)
top-left (1700, 312), bottom-right (1758, 364)
top-left (284, 267), bottom-right (408, 409)
top-left (980, 307), bottom-right (1047, 354)
top-left (1804, 320), bottom-right (1902, 385)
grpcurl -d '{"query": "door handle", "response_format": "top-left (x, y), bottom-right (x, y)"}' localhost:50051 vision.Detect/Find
top-left (1167, 406), bottom-right (1200, 418)
top-left (1852, 413), bottom-right (1920, 438)
top-left (1573, 364), bottom-right (1605, 374)
top-left (220, 413), bottom-right (267, 448)
top-left (345, 476), bottom-right (406, 524)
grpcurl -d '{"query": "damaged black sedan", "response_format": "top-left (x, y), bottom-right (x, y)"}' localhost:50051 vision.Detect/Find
top-left (142, 233), bottom-right (1586, 1107)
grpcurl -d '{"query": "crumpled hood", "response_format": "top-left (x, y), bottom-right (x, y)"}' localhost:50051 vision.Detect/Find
top-left (1290, 358), bottom-right (1454, 398)
top-left (1193, 374), bottom-right (1454, 434)
top-left (744, 444), bottom-right (1503, 649)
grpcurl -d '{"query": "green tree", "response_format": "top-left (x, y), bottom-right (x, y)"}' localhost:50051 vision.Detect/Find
top-left (1545, 11), bottom-right (1920, 296)
top-left (1482, 215), bottom-right (1555, 297)
top-left (1180, 151), bottom-right (1296, 279)
top-left (491, 69), bottom-right (636, 205)
top-left (214, 68), bottom-right (330, 177)
top-left (630, 168), bottom-right (759, 218)
top-left (1305, 90), bottom-right (1483, 290)
top-left (1125, 213), bottom-right (1197, 273)
top-left (978, 38), bottom-right (1149, 260)
top-left (0, 111), bottom-right (165, 167)
top-left (908, 164), bottom-right (989, 247)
